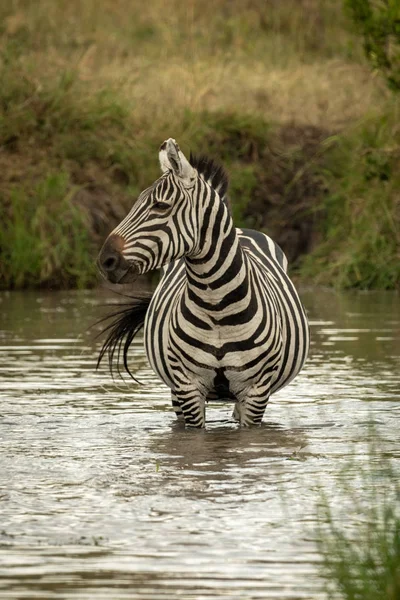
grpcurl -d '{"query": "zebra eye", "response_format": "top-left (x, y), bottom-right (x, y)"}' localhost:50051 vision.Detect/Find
top-left (153, 201), bottom-right (171, 210)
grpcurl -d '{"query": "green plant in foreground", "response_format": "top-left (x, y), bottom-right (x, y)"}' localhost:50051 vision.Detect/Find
top-left (317, 450), bottom-right (400, 599)
top-left (0, 172), bottom-right (95, 289)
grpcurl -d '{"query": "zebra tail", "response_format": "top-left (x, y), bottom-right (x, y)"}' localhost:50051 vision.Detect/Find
top-left (95, 292), bottom-right (153, 382)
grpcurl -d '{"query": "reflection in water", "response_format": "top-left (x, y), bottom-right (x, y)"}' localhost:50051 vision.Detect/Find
top-left (0, 288), bottom-right (399, 599)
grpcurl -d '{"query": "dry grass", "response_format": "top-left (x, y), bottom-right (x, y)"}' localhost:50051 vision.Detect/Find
top-left (109, 58), bottom-right (385, 129)
top-left (0, 0), bottom-right (389, 129)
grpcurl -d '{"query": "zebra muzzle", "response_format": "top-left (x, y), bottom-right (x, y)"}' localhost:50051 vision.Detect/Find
top-left (97, 235), bottom-right (139, 284)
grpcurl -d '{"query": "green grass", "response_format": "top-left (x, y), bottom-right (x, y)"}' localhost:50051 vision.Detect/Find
top-left (317, 448), bottom-right (400, 599)
top-left (0, 172), bottom-right (95, 289)
top-left (0, 64), bottom-right (293, 288)
top-left (0, 0), bottom-right (398, 289)
top-left (299, 106), bottom-right (400, 289)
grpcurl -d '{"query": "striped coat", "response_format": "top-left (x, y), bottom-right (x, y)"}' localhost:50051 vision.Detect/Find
top-left (97, 139), bottom-right (309, 427)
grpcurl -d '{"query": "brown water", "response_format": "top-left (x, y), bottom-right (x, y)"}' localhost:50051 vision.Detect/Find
top-left (0, 288), bottom-right (399, 599)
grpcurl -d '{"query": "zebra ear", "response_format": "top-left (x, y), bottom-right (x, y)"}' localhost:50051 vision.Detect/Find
top-left (159, 138), bottom-right (195, 185)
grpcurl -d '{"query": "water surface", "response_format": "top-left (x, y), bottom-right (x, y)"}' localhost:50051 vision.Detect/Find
top-left (0, 288), bottom-right (399, 599)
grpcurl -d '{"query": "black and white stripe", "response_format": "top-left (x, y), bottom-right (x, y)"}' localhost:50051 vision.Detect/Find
top-left (97, 138), bottom-right (309, 427)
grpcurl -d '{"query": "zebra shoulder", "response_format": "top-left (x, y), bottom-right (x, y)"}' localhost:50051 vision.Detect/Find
top-left (237, 228), bottom-right (288, 273)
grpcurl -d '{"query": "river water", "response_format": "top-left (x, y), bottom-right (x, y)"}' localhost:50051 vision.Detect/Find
top-left (0, 288), bottom-right (399, 599)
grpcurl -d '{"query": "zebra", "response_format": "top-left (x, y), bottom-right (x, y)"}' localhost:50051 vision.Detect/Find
top-left (97, 138), bottom-right (309, 428)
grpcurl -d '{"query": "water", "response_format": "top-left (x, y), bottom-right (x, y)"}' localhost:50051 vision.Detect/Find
top-left (0, 288), bottom-right (399, 599)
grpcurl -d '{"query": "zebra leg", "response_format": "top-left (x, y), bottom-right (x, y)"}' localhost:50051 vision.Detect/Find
top-left (232, 403), bottom-right (240, 422)
top-left (237, 393), bottom-right (270, 427)
top-left (171, 393), bottom-right (184, 422)
top-left (174, 389), bottom-right (206, 428)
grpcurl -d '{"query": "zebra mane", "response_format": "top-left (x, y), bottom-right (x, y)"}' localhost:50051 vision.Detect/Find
top-left (189, 153), bottom-right (229, 199)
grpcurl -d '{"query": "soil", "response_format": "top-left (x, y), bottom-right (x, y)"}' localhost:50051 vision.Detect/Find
top-left (1, 122), bottom-right (329, 282)
top-left (244, 123), bottom-right (329, 264)
top-left (78, 123), bottom-right (329, 265)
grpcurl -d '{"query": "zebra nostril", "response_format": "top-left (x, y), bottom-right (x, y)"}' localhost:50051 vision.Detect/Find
top-left (97, 234), bottom-right (127, 280)
top-left (102, 254), bottom-right (119, 272)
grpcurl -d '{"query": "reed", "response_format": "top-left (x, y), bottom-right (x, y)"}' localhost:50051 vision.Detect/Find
top-left (317, 443), bottom-right (400, 599)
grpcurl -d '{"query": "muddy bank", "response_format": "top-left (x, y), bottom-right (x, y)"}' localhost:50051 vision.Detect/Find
top-left (2, 93), bottom-right (397, 291)
top-left (1, 109), bottom-right (328, 290)
top-left (241, 123), bottom-right (328, 264)
top-left (76, 122), bottom-right (328, 269)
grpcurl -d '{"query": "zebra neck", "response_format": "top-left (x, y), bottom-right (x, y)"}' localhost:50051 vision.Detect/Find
top-left (184, 198), bottom-right (248, 309)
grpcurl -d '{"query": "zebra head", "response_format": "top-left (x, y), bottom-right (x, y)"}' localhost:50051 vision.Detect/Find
top-left (97, 138), bottom-right (227, 284)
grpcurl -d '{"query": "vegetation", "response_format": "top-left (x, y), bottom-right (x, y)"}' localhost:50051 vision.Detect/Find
top-left (317, 446), bottom-right (400, 599)
top-left (0, 172), bottom-right (95, 288)
top-left (345, 0), bottom-right (400, 92)
top-left (0, 0), bottom-right (398, 289)
top-left (301, 107), bottom-right (400, 289)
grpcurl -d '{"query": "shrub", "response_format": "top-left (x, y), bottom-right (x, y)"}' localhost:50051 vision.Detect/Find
top-left (344, 0), bottom-right (400, 91)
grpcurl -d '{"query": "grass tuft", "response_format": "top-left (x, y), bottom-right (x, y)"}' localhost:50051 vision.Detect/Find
top-left (317, 444), bottom-right (400, 600)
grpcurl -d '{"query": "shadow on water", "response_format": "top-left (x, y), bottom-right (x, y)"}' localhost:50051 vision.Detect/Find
top-left (154, 421), bottom-right (308, 469)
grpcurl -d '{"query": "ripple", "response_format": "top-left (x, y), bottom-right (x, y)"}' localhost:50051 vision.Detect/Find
top-left (0, 289), bottom-right (399, 599)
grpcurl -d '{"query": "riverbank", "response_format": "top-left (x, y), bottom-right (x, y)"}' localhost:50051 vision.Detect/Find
top-left (1, 0), bottom-right (399, 290)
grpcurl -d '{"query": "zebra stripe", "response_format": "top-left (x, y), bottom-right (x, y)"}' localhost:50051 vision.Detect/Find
top-left (97, 138), bottom-right (309, 427)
